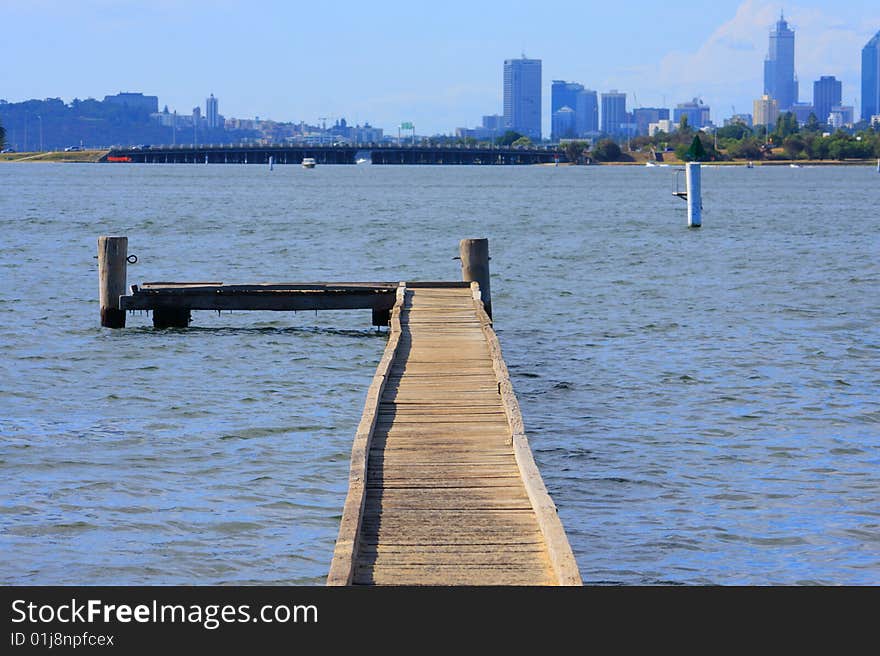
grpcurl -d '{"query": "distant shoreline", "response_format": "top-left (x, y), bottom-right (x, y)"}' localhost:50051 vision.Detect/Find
top-left (0, 150), bottom-right (108, 163)
top-left (1, 149), bottom-right (876, 167)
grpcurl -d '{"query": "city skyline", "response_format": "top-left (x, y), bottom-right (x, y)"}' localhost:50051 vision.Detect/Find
top-left (3, 1), bottom-right (879, 136)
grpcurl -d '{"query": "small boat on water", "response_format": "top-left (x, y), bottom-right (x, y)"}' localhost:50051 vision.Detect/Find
top-left (302, 157), bottom-right (316, 169)
top-left (790, 163), bottom-right (802, 168)
top-left (746, 161), bottom-right (754, 168)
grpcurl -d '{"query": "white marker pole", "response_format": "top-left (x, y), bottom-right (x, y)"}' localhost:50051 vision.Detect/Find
top-left (686, 162), bottom-right (702, 228)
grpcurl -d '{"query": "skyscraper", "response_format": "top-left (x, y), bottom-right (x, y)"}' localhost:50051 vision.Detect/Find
top-left (551, 81), bottom-right (583, 115)
top-left (632, 107), bottom-right (670, 136)
top-left (600, 91), bottom-right (627, 136)
top-left (764, 13), bottom-right (798, 112)
top-left (551, 107), bottom-right (576, 140)
top-left (503, 56), bottom-right (542, 140)
top-left (673, 98), bottom-right (710, 129)
top-left (551, 81), bottom-right (582, 140)
top-left (754, 94), bottom-right (779, 129)
top-left (862, 30), bottom-right (880, 122)
top-left (575, 89), bottom-right (599, 135)
top-left (551, 81), bottom-right (598, 138)
top-left (206, 93), bottom-right (219, 129)
top-left (813, 76), bottom-right (842, 125)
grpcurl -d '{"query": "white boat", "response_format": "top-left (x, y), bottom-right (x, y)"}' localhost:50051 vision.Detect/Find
top-left (645, 161), bottom-right (656, 167)
top-left (790, 163), bottom-right (802, 168)
top-left (302, 157), bottom-right (316, 169)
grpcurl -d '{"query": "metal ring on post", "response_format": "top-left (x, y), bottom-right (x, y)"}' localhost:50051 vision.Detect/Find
top-left (127, 254), bottom-right (138, 264)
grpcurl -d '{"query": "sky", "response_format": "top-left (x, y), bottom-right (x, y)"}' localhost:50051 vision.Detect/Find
top-left (3, 0), bottom-right (879, 134)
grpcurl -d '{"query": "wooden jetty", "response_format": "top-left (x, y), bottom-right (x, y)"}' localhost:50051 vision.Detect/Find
top-left (101, 236), bottom-right (581, 585)
top-left (327, 282), bottom-right (581, 585)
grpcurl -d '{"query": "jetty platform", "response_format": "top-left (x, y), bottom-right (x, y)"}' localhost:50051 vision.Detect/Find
top-left (327, 283), bottom-right (581, 585)
top-left (104, 237), bottom-right (581, 585)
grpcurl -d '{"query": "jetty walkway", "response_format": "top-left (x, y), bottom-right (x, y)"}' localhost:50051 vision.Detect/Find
top-left (327, 283), bottom-right (580, 585)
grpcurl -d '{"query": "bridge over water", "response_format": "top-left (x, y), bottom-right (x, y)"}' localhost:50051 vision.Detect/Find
top-left (104, 143), bottom-right (563, 165)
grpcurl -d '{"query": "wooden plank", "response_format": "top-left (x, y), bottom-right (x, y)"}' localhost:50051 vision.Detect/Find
top-left (353, 567), bottom-right (554, 586)
top-left (121, 289), bottom-right (396, 312)
top-left (326, 283), bottom-right (405, 586)
top-left (139, 281), bottom-right (398, 291)
top-left (357, 552), bottom-right (549, 567)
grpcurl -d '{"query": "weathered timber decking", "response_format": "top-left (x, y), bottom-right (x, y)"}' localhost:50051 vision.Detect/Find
top-left (328, 283), bottom-right (581, 585)
top-left (120, 282), bottom-right (398, 312)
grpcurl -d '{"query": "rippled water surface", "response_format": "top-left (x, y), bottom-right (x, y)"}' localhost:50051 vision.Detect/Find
top-left (1, 162), bottom-right (878, 585)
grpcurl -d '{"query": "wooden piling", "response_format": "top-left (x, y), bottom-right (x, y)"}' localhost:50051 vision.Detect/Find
top-left (459, 238), bottom-right (491, 319)
top-left (153, 307), bottom-right (191, 329)
top-left (98, 236), bottom-right (128, 328)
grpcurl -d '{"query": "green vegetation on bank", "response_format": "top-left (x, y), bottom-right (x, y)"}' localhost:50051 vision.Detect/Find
top-left (628, 112), bottom-right (880, 164)
top-left (0, 119), bottom-right (5, 150)
top-left (0, 149), bottom-right (108, 163)
top-left (440, 111), bottom-right (880, 164)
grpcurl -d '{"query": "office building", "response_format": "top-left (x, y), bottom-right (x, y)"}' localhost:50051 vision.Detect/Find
top-left (673, 99), bottom-right (710, 129)
top-left (551, 81), bottom-right (583, 115)
top-left (812, 76), bottom-right (841, 125)
top-left (725, 114), bottom-right (753, 128)
top-left (551, 107), bottom-right (576, 140)
top-left (764, 13), bottom-right (798, 111)
top-left (632, 108), bottom-right (669, 136)
top-left (575, 89), bottom-right (599, 136)
top-left (552, 81), bottom-right (582, 139)
top-left (862, 30), bottom-right (880, 122)
top-left (550, 82), bottom-right (599, 137)
top-left (600, 90), bottom-right (627, 136)
top-left (206, 94), bottom-right (220, 129)
top-left (754, 94), bottom-right (779, 128)
top-left (648, 119), bottom-right (676, 136)
top-left (482, 114), bottom-right (504, 131)
top-left (503, 56), bottom-right (542, 140)
top-left (790, 102), bottom-right (815, 125)
top-left (102, 92), bottom-right (159, 115)
top-left (829, 105), bottom-right (854, 129)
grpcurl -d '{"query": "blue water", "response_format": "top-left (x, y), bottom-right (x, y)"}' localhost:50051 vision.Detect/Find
top-left (1, 162), bottom-right (878, 584)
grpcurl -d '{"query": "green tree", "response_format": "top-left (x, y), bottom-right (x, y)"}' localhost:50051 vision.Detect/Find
top-left (809, 134), bottom-right (830, 159)
top-left (716, 123), bottom-right (751, 140)
top-left (783, 135), bottom-right (806, 159)
top-left (0, 119), bottom-right (5, 150)
top-left (774, 112), bottom-right (799, 140)
top-left (683, 134), bottom-right (708, 161)
top-left (496, 130), bottom-right (524, 146)
top-left (591, 138), bottom-right (621, 162)
top-left (678, 115), bottom-right (690, 133)
top-left (728, 138), bottom-right (764, 160)
top-left (511, 136), bottom-right (532, 147)
top-left (563, 140), bottom-right (589, 164)
top-left (803, 112), bottom-right (821, 133)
